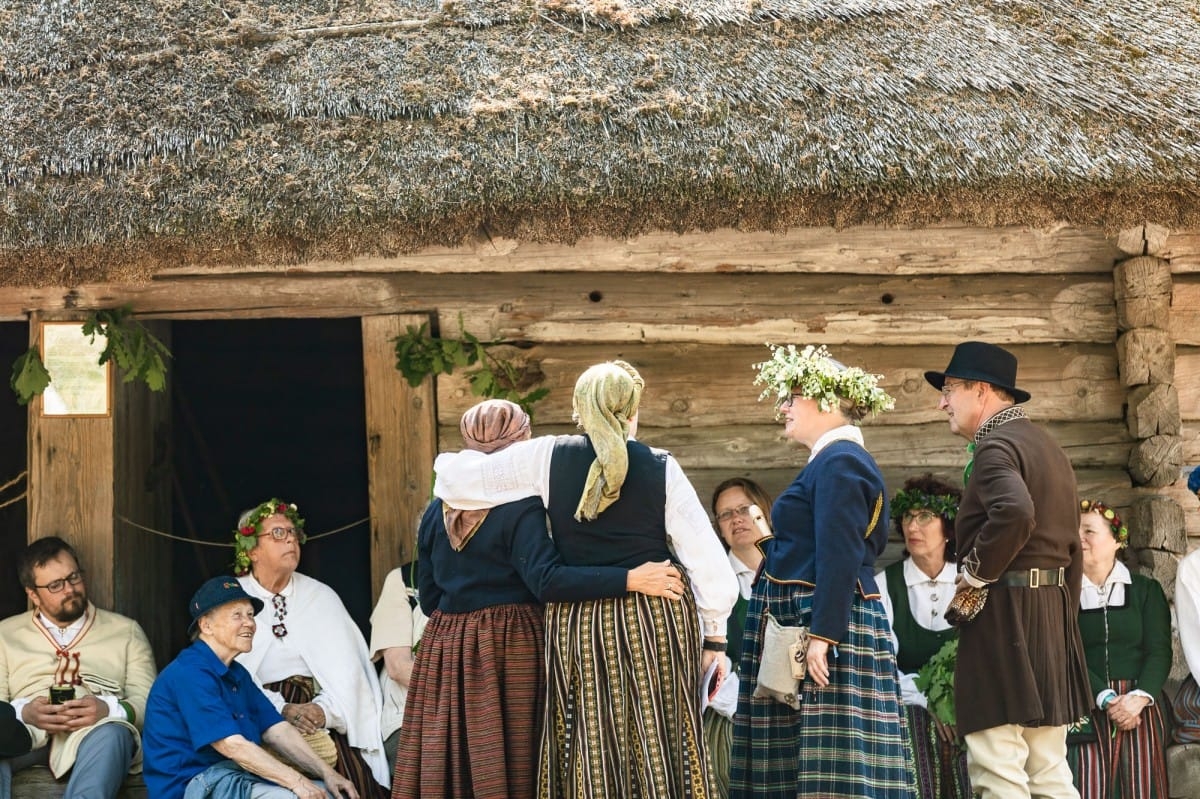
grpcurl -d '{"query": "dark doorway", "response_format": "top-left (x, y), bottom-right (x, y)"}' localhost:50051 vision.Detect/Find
top-left (0, 323), bottom-right (29, 618)
top-left (168, 318), bottom-right (369, 655)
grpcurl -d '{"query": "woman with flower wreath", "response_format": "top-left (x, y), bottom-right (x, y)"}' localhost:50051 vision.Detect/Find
top-left (876, 474), bottom-right (971, 799)
top-left (1066, 499), bottom-right (1171, 798)
top-left (233, 498), bottom-right (389, 799)
top-left (730, 344), bottom-right (916, 799)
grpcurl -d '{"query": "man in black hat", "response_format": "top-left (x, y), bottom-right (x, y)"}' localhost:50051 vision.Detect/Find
top-left (141, 577), bottom-right (357, 799)
top-left (926, 341), bottom-right (1090, 799)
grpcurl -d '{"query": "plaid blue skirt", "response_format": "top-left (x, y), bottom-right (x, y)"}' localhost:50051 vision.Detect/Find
top-left (730, 580), bottom-right (917, 799)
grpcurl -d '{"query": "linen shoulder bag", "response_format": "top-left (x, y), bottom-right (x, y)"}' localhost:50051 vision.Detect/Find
top-left (752, 612), bottom-right (810, 710)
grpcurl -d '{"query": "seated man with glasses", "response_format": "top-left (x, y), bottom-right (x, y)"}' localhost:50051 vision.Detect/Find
top-left (0, 536), bottom-right (157, 799)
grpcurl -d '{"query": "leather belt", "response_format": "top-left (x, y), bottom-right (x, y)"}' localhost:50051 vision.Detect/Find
top-left (999, 567), bottom-right (1065, 588)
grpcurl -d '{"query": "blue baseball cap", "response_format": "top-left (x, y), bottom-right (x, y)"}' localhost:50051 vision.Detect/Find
top-left (1188, 465), bottom-right (1200, 496)
top-left (188, 576), bottom-right (263, 636)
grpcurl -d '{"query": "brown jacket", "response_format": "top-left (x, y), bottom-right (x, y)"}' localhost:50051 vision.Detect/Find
top-left (953, 414), bottom-right (1091, 736)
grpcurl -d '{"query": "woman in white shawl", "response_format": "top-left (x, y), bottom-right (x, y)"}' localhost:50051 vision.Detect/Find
top-left (232, 498), bottom-right (387, 798)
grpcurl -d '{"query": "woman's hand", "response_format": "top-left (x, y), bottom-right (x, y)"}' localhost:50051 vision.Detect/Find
top-left (806, 638), bottom-right (831, 687)
top-left (1107, 694), bottom-right (1148, 731)
top-left (282, 702), bottom-right (326, 735)
top-left (627, 560), bottom-right (685, 599)
top-left (931, 715), bottom-right (958, 745)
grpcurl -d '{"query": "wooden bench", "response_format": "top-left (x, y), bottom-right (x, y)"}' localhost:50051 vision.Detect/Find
top-left (11, 766), bottom-right (146, 799)
top-left (1169, 743), bottom-right (1200, 799)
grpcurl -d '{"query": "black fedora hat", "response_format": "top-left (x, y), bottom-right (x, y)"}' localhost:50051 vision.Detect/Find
top-left (924, 341), bottom-right (1031, 404)
top-left (188, 576), bottom-right (264, 636)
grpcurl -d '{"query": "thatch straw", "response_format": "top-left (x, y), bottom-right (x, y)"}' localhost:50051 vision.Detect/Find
top-left (2, 0), bottom-right (1199, 285)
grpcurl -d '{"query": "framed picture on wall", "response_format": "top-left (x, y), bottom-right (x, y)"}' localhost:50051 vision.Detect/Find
top-left (39, 321), bottom-right (112, 417)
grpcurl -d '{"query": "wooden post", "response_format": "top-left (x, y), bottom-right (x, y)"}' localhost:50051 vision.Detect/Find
top-left (26, 312), bottom-right (116, 609)
top-left (362, 314), bottom-right (436, 604)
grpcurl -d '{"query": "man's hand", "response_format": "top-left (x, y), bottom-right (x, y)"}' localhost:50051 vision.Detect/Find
top-left (21, 696), bottom-right (72, 734)
top-left (281, 702), bottom-right (326, 735)
top-left (290, 775), bottom-right (344, 799)
top-left (320, 768), bottom-right (359, 798)
top-left (59, 695), bottom-right (110, 731)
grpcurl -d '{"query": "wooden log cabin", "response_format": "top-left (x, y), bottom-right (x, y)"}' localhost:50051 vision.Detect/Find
top-left (2, 0), bottom-right (1200, 793)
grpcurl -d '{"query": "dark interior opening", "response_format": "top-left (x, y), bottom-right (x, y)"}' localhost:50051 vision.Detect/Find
top-left (0, 323), bottom-right (29, 619)
top-left (168, 318), bottom-right (369, 655)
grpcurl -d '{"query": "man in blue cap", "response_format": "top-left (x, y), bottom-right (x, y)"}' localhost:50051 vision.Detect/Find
top-left (926, 341), bottom-right (1090, 799)
top-left (141, 576), bottom-right (357, 799)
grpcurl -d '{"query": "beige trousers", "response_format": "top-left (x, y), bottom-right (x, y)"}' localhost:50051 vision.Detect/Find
top-left (963, 724), bottom-right (1079, 799)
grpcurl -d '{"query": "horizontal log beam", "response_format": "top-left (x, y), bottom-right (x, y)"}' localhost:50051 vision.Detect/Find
top-left (153, 225), bottom-right (1122, 278)
top-left (0, 273), bottom-right (1116, 345)
top-left (437, 420), bottom-right (1132, 471)
top-left (1171, 280), bottom-right (1200, 346)
top-left (433, 342), bottom-right (1124, 426)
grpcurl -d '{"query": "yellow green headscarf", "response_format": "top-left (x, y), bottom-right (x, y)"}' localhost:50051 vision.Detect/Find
top-left (571, 360), bottom-right (644, 521)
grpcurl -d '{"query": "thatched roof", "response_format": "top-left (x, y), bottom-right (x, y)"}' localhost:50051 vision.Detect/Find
top-left (2, 0), bottom-right (1200, 284)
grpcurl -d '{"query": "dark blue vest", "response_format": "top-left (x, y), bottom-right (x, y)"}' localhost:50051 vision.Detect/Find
top-left (547, 435), bottom-right (672, 569)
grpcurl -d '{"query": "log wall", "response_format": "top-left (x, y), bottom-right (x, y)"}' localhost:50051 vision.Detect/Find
top-left (6, 223), bottom-right (1200, 603)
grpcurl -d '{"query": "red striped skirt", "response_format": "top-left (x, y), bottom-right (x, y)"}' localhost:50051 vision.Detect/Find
top-left (1066, 678), bottom-right (1169, 799)
top-left (391, 602), bottom-right (545, 799)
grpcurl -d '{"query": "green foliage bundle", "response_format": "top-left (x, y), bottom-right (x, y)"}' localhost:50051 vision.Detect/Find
top-left (8, 306), bottom-right (171, 405)
top-left (393, 317), bottom-right (549, 415)
top-left (82, 307), bottom-right (171, 391)
top-left (10, 348), bottom-right (51, 405)
top-left (914, 637), bottom-right (959, 726)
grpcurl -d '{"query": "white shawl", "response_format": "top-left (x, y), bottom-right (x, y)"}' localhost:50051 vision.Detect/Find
top-left (236, 572), bottom-right (388, 786)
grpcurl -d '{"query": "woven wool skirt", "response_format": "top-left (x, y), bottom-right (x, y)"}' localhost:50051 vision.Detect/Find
top-left (391, 602), bottom-right (545, 799)
top-left (730, 580), bottom-right (917, 799)
top-left (1066, 678), bottom-right (1169, 799)
top-left (537, 585), bottom-right (718, 799)
top-left (905, 703), bottom-right (970, 799)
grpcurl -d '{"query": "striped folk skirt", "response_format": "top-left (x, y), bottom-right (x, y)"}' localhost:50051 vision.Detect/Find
top-left (730, 580), bottom-right (917, 799)
top-left (537, 585), bottom-right (719, 799)
top-left (1172, 674), bottom-right (1200, 744)
top-left (265, 675), bottom-right (387, 799)
top-left (1066, 678), bottom-right (1169, 799)
top-left (392, 602), bottom-right (545, 799)
top-left (905, 703), bottom-right (970, 799)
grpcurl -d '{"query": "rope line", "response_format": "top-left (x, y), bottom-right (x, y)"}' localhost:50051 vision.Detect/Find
top-left (0, 491), bottom-right (26, 511)
top-left (115, 513), bottom-right (371, 547)
top-left (0, 470), bottom-right (27, 494)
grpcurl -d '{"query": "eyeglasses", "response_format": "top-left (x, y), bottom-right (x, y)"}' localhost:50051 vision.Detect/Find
top-left (778, 393), bottom-right (804, 410)
top-left (716, 505), bottom-right (753, 524)
top-left (259, 527), bottom-right (300, 541)
top-left (940, 380), bottom-right (968, 399)
top-left (33, 570), bottom-right (85, 594)
top-left (902, 510), bottom-right (938, 527)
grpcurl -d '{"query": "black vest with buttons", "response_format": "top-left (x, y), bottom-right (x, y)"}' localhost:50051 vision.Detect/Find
top-left (546, 435), bottom-right (672, 568)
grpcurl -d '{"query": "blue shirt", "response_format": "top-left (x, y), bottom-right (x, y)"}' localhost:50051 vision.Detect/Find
top-left (142, 640), bottom-right (284, 799)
